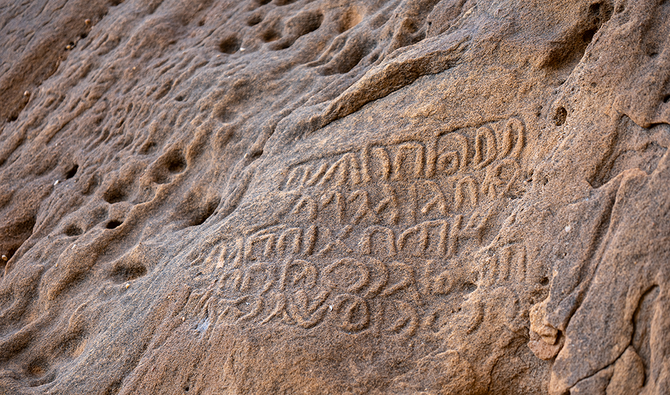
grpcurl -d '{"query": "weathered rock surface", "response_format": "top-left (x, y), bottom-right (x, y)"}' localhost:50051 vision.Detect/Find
top-left (0, 0), bottom-right (668, 393)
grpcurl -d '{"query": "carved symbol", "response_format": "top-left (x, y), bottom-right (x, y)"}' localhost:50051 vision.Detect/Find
top-left (219, 237), bottom-right (244, 269)
top-left (347, 190), bottom-right (376, 224)
top-left (455, 176), bottom-right (479, 210)
top-left (419, 180), bottom-right (449, 217)
top-left (323, 258), bottom-right (370, 293)
top-left (499, 117), bottom-right (525, 159)
top-left (374, 183), bottom-right (399, 225)
top-left (384, 299), bottom-right (419, 339)
top-left (260, 292), bottom-right (294, 325)
top-left (479, 244), bottom-right (527, 286)
top-left (307, 162), bottom-right (329, 186)
top-left (304, 225), bottom-right (317, 256)
top-left (363, 257), bottom-right (389, 298)
top-left (241, 262), bottom-right (275, 294)
top-left (321, 191), bottom-right (345, 223)
top-left (319, 153), bottom-right (362, 188)
top-left (359, 226), bottom-right (397, 256)
top-left (332, 294), bottom-right (370, 332)
top-left (290, 195), bottom-right (318, 222)
top-left (363, 146), bottom-right (391, 181)
top-left (481, 158), bottom-right (520, 200)
top-left (437, 132), bottom-right (469, 173)
top-left (288, 289), bottom-right (330, 329)
top-left (221, 269), bottom-right (243, 292)
top-left (393, 142), bottom-right (425, 180)
top-left (245, 230), bottom-right (276, 261)
top-left (277, 227), bottom-right (303, 256)
top-left (218, 295), bottom-right (249, 321)
top-left (317, 225), bottom-right (354, 256)
top-left (381, 261), bottom-right (415, 297)
top-left (237, 296), bottom-right (264, 322)
top-left (280, 259), bottom-right (318, 290)
top-left (474, 126), bottom-right (497, 170)
top-left (398, 220), bottom-right (449, 257)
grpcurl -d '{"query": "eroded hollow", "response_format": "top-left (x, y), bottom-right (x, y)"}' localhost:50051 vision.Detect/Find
top-left (189, 198), bottom-right (220, 227)
top-left (554, 107), bottom-right (568, 126)
top-left (110, 262), bottom-right (147, 283)
top-left (103, 185), bottom-right (128, 204)
top-left (218, 35), bottom-right (241, 54)
top-left (65, 164), bottom-right (79, 179)
top-left (262, 29), bottom-right (281, 43)
top-left (106, 220), bottom-right (123, 229)
top-left (166, 151), bottom-right (186, 173)
top-left (64, 224), bottom-right (83, 236)
top-left (247, 13), bottom-right (263, 26)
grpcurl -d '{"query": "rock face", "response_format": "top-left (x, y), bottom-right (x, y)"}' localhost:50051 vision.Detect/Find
top-left (0, 0), bottom-right (668, 393)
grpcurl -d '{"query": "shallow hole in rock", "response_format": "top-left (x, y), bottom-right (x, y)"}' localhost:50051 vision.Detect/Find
top-left (65, 164), bottom-right (79, 179)
top-left (140, 141), bottom-right (157, 154)
top-left (189, 198), bottom-right (220, 227)
top-left (166, 151), bottom-right (187, 173)
top-left (262, 29), bottom-right (281, 42)
top-left (554, 107), bottom-right (567, 126)
top-left (272, 39), bottom-right (292, 50)
top-left (275, 0), bottom-right (297, 5)
top-left (175, 95), bottom-right (185, 102)
top-left (106, 220), bottom-right (123, 229)
top-left (582, 28), bottom-right (597, 43)
top-left (103, 187), bottom-right (127, 204)
top-left (111, 262), bottom-right (147, 282)
top-left (218, 35), bottom-right (241, 54)
top-left (540, 276), bottom-right (549, 286)
top-left (256, 0), bottom-right (271, 5)
top-left (65, 224), bottom-right (83, 237)
top-left (339, 7), bottom-right (362, 33)
top-left (589, 2), bottom-right (602, 16)
top-left (296, 11), bottom-right (323, 36)
top-left (80, 32), bottom-right (88, 39)
top-left (663, 94), bottom-right (670, 104)
top-left (27, 358), bottom-right (48, 377)
top-left (247, 13), bottom-right (263, 26)
top-left (463, 282), bottom-right (477, 293)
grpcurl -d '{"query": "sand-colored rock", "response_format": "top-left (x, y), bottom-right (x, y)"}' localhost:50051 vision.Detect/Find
top-left (0, 0), bottom-right (668, 393)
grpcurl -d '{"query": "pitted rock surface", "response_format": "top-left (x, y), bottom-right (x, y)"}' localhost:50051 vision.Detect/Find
top-left (0, 0), bottom-right (668, 394)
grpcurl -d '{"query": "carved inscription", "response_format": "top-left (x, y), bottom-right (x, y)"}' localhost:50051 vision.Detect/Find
top-left (203, 117), bottom-right (533, 337)
top-left (280, 117), bottom-right (525, 200)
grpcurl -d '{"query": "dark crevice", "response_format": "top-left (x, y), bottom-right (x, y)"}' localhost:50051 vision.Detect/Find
top-left (189, 198), bottom-right (220, 227)
top-left (554, 107), bottom-right (568, 126)
top-left (106, 220), bottom-right (123, 229)
top-left (539, 1), bottom-right (612, 70)
top-left (463, 282), bottom-right (477, 293)
top-left (65, 164), bottom-right (79, 179)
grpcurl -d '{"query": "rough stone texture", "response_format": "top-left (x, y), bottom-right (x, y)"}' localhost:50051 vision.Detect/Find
top-left (0, 0), bottom-right (668, 394)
